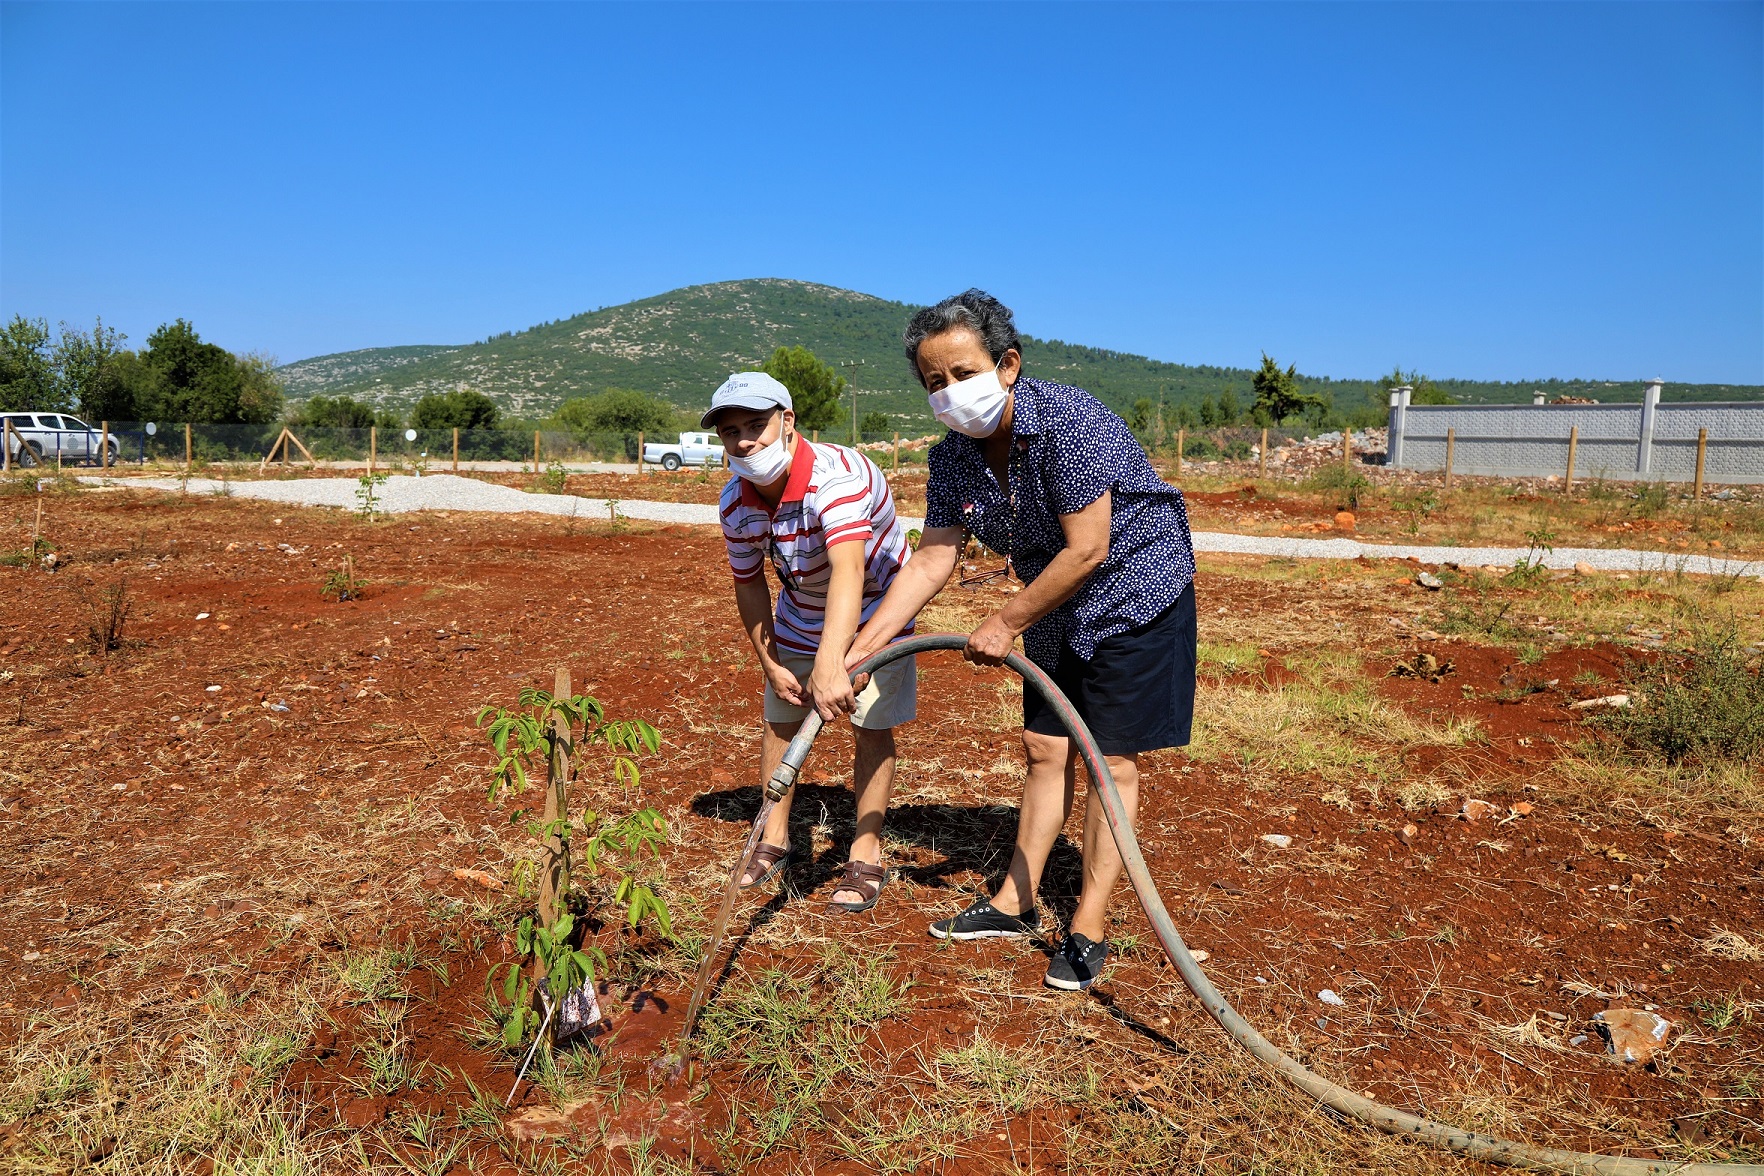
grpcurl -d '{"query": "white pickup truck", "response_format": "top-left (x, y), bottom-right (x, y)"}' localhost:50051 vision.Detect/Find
top-left (641, 431), bottom-right (725, 471)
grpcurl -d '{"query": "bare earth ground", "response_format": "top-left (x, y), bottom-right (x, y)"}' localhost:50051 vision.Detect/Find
top-left (2, 484), bottom-right (1762, 1175)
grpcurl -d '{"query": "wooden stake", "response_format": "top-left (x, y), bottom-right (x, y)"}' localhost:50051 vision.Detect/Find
top-left (258, 428), bottom-right (287, 474)
top-left (636, 431), bottom-right (645, 476)
top-left (369, 426), bottom-right (377, 474)
top-left (32, 494), bottom-right (43, 551)
top-left (185, 422), bottom-right (192, 469)
top-left (536, 666), bottom-right (574, 936)
top-left (3, 418), bottom-right (12, 474)
top-left (100, 421), bottom-right (109, 471)
top-left (1175, 428), bottom-right (1184, 475)
top-left (533, 430), bottom-right (541, 473)
top-left (1259, 427), bottom-right (1268, 478)
top-left (893, 431), bottom-right (900, 472)
top-left (1343, 427), bottom-right (1352, 472)
top-left (452, 427), bottom-right (459, 472)
top-left (287, 429), bottom-right (316, 466)
top-left (1444, 427), bottom-right (1456, 489)
top-left (812, 430), bottom-right (819, 444)
top-left (1564, 426), bottom-right (1578, 493)
top-left (1694, 427), bottom-right (1708, 499)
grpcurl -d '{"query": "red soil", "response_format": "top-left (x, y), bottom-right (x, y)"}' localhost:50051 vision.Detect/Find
top-left (1, 491), bottom-right (1759, 1171)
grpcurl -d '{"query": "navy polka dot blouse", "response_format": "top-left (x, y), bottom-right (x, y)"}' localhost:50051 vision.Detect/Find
top-left (924, 375), bottom-right (1197, 674)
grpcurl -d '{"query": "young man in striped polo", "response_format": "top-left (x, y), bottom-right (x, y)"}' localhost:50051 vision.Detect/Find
top-left (708, 372), bottom-right (915, 913)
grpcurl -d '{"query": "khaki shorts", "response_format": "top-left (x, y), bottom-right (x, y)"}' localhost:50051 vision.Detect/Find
top-left (763, 650), bottom-right (916, 730)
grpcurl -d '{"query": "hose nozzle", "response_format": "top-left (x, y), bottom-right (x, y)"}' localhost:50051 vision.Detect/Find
top-left (763, 762), bottom-right (795, 803)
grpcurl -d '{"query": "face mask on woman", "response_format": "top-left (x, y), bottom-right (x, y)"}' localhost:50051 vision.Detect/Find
top-left (929, 361), bottom-right (1009, 438)
top-left (727, 428), bottom-right (793, 484)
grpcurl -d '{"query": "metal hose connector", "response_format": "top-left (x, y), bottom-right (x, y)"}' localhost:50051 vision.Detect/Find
top-left (781, 634), bottom-right (1761, 1176)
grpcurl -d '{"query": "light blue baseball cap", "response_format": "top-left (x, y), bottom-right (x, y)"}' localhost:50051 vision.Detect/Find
top-left (701, 371), bottom-right (793, 428)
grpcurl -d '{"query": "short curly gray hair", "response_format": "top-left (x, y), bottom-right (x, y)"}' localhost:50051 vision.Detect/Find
top-left (902, 289), bottom-right (1022, 387)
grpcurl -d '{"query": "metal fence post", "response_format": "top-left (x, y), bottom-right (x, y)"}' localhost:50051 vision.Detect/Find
top-left (1444, 428), bottom-right (1456, 489)
top-left (1564, 426), bottom-right (1578, 493)
top-left (1694, 428), bottom-right (1708, 498)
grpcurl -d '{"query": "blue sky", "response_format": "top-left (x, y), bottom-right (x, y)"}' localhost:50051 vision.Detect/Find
top-left (3, 2), bottom-right (1760, 384)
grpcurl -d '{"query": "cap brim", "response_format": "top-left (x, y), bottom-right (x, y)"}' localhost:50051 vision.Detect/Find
top-left (700, 396), bottom-right (785, 429)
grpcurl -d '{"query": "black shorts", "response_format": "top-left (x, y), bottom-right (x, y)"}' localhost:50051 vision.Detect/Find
top-left (1022, 582), bottom-right (1197, 756)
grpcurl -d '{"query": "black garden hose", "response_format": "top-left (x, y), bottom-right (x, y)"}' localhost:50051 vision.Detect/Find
top-left (761, 633), bottom-right (1760, 1176)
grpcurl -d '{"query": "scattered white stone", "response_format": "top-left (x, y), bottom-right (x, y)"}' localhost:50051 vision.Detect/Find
top-left (1260, 833), bottom-right (1293, 849)
top-left (1460, 798), bottom-right (1499, 822)
top-left (195, 612), bottom-right (209, 620)
top-left (1188, 949), bottom-right (1211, 964)
top-left (1319, 989), bottom-right (1347, 1007)
top-left (1416, 571), bottom-right (1443, 590)
top-left (205, 685), bottom-right (222, 693)
top-left (1570, 694), bottom-right (1630, 710)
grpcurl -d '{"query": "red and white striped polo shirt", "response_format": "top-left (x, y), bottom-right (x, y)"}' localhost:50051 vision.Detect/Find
top-left (721, 439), bottom-right (912, 656)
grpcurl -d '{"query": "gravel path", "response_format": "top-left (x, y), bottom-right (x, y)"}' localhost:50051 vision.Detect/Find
top-left (85, 474), bottom-right (1762, 579)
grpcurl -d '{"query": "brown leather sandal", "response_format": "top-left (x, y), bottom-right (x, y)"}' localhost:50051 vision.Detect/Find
top-left (828, 860), bottom-right (889, 914)
top-left (739, 841), bottom-right (792, 889)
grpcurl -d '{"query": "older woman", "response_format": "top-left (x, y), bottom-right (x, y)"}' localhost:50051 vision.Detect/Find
top-left (846, 289), bottom-right (1196, 990)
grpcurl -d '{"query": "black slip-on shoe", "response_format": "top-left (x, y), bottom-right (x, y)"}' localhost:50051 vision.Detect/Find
top-left (1043, 932), bottom-right (1110, 991)
top-left (928, 898), bottom-right (1040, 941)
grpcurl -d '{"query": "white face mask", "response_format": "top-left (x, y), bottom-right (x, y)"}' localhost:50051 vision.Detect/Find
top-left (928, 361), bottom-right (1010, 438)
top-left (727, 429), bottom-right (793, 484)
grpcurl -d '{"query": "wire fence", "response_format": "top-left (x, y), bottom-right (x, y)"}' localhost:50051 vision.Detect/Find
top-left (2, 419), bottom-right (1332, 474)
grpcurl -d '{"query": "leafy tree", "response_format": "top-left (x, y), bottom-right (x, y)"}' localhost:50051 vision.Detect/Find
top-left (1128, 398), bottom-right (1155, 434)
top-left (1217, 387), bottom-right (1241, 425)
top-left (553, 387), bottom-right (677, 437)
top-left (1380, 366), bottom-right (1456, 406)
top-left (1174, 402), bottom-right (1198, 430)
top-left (122, 320), bottom-right (284, 424)
top-left (292, 394), bottom-right (380, 429)
top-left (411, 389), bottom-right (499, 431)
top-left (56, 319), bottom-right (132, 420)
top-left (1251, 354), bottom-right (1325, 425)
top-left (235, 353), bottom-right (286, 424)
top-left (859, 410), bottom-right (891, 436)
top-left (1198, 394), bottom-right (1221, 427)
top-left (762, 345), bottom-right (844, 432)
top-left (0, 317), bottom-right (63, 412)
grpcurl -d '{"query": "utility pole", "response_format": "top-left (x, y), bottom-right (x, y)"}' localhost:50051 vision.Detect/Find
top-left (838, 360), bottom-right (866, 446)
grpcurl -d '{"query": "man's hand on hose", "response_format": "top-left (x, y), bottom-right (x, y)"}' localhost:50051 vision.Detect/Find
top-left (764, 660), bottom-right (806, 707)
top-left (842, 641), bottom-right (878, 693)
top-left (807, 657), bottom-right (858, 721)
top-left (965, 611), bottom-right (1023, 666)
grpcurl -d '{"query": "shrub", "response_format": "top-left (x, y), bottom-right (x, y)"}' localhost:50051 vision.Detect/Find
top-left (1600, 626), bottom-right (1764, 765)
top-left (1304, 463), bottom-right (1371, 510)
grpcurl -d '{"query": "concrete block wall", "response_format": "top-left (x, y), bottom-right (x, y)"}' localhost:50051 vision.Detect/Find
top-left (1386, 382), bottom-right (1764, 484)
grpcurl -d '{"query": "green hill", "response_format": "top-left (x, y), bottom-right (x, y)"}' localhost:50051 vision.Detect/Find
top-left (277, 278), bottom-right (1761, 429)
